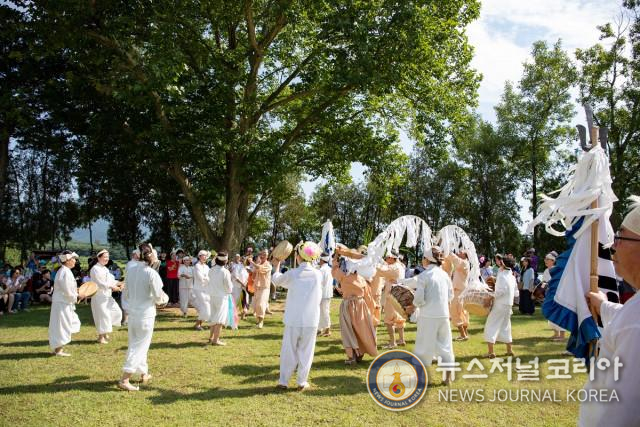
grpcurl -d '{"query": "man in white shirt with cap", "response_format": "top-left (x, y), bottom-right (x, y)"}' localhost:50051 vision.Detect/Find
top-left (271, 241), bottom-right (323, 391)
top-left (317, 252), bottom-right (334, 337)
top-left (412, 246), bottom-right (455, 385)
top-left (581, 196), bottom-right (640, 427)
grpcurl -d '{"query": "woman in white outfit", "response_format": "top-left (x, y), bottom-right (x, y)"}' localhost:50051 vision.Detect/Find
top-left (412, 246), bottom-right (455, 385)
top-left (483, 255), bottom-right (518, 358)
top-left (317, 253), bottom-right (334, 337)
top-left (193, 250), bottom-right (211, 330)
top-left (119, 243), bottom-right (165, 391)
top-left (208, 252), bottom-right (234, 346)
top-left (48, 251), bottom-right (81, 356)
top-left (178, 255), bottom-right (194, 316)
top-left (230, 254), bottom-right (248, 318)
top-left (90, 249), bottom-right (123, 344)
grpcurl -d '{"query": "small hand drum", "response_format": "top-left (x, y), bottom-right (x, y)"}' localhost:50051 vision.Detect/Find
top-left (462, 288), bottom-right (493, 316)
top-left (272, 240), bottom-right (293, 261)
top-left (156, 291), bottom-right (169, 308)
top-left (485, 276), bottom-right (496, 291)
top-left (533, 283), bottom-right (546, 303)
top-left (78, 281), bottom-right (98, 300)
top-left (388, 284), bottom-right (415, 319)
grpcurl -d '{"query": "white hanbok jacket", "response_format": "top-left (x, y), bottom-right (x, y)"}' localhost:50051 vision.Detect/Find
top-left (123, 262), bottom-right (164, 319)
top-left (272, 262), bottom-right (322, 327)
top-left (413, 265), bottom-right (453, 318)
top-left (579, 294), bottom-right (640, 427)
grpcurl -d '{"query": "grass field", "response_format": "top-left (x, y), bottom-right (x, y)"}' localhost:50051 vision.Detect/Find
top-left (0, 300), bottom-right (586, 426)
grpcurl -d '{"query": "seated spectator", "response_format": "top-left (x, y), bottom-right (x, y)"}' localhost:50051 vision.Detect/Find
top-left (0, 276), bottom-right (8, 314)
top-left (8, 267), bottom-right (31, 312)
top-left (81, 271), bottom-right (91, 284)
top-left (110, 262), bottom-right (122, 281)
top-left (33, 269), bottom-right (54, 304)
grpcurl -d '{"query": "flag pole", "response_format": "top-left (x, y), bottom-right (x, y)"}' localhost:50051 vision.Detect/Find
top-left (588, 125), bottom-right (600, 358)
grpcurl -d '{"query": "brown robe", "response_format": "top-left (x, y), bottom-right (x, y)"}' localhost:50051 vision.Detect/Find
top-left (448, 254), bottom-right (470, 327)
top-left (332, 265), bottom-right (377, 357)
top-left (252, 261), bottom-right (272, 318)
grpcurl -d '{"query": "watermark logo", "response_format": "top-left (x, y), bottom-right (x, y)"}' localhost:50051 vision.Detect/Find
top-left (367, 350), bottom-right (427, 411)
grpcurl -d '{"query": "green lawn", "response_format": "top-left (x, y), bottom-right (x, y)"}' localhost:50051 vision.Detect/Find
top-left (0, 300), bottom-right (585, 426)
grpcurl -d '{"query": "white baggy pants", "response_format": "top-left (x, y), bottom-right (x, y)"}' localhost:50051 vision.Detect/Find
top-left (484, 304), bottom-right (512, 344)
top-left (318, 298), bottom-right (331, 330)
top-left (279, 326), bottom-right (317, 387)
top-left (179, 287), bottom-right (194, 315)
top-left (123, 315), bottom-right (155, 375)
top-left (414, 317), bottom-right (455, 368)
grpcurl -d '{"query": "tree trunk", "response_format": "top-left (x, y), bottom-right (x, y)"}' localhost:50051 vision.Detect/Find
top-left (0, 127), bottom-right (9, 205)
top-left (167, 164), bottom-right (217, 247)
top-left (89, 224), bottom-right (94, 253)
top-left (220, 157), bottom-right (250, 252)
top-left (531, 137), bottom-right (538, 250)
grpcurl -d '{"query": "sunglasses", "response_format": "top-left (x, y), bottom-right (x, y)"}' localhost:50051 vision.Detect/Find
top-left (614, 231), bottom-right (640, 243)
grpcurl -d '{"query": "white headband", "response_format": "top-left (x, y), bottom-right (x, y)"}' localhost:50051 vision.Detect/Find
top-left (216, 254), bottom-right (228, 262)
top-left (59, 252), bottom-right (79, 263)
top-left (96, 249), bottom-right (109, 258)
top-left (621, 196), bottom-right (640, 236)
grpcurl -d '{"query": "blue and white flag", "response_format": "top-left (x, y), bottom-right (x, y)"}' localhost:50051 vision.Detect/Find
top-left (318, 220), bottom-right (336, 262)
top-left (527, 145), bottom-right (617, 360)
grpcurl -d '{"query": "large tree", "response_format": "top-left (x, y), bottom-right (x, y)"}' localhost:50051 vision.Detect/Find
top-left (576, 12), bottom-right (640, 225)
top-left (18, 0), bottom-right (480, 252)
top-left (495, 40), bottom-right (577, 248)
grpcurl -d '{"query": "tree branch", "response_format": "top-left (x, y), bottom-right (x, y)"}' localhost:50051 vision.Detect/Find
top-left (259, 52), bottom-right (314, 108)
top-left (280, 85), bottom-right (354, 152)
top-left (244, 0), bottom-right (260, 53)
top-left (248, 190), bottom-right (270, 224)
top-left (167, 164), bottom-right (219, 247)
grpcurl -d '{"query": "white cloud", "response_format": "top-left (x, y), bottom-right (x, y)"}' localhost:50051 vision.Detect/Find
top-left (469, 0), bottom-right (623, 122)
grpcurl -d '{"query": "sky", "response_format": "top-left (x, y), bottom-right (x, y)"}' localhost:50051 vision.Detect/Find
top-left (73, 1), bottom-right (625, 243)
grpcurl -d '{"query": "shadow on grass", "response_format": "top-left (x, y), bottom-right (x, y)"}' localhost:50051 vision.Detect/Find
top-left (0, 379), bottom-right (118, 394)
top-left (227, 333), bottom-right (283, 340)
top-left (221, 358), bottom-right (371, 380)
top-left (147, 375), bottom-right (366, 404)
top-left (1, 339), bottom-right (98, 347)
top-left (116, 341), bottom-right (213, 352)
top-left (0, 352), bottom-right (54, 360)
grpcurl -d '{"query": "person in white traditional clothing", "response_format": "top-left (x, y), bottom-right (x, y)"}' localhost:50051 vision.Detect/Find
top-left (580, 197), bottom-right (640, 427)
top-left (483, 254), bottom-right (517, 358)
top-left (48, 251), bottom-right (81, 356)
top-left (412, 246), bottom-right (455, 385)
top-left (122, 249), bottom-right (141, 326)
top-left (230, 254), bottom-right (248, 319)
top-left (207, 252), bottom-right (234, 346)
top-left (178, 255), bottom-right (194, 317)
top-left (192, 250), bottom-right (211, 331)
top-left (541, 251), bottom-right (566, 340)
top-left (317, 252), bottom-right (333, 337)
top-left (90, 249), bottom-right (123, 344)
top-left (272, 241), bottom-right (323, 391)
top-left (119, 243), bottom-right (165, 391)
